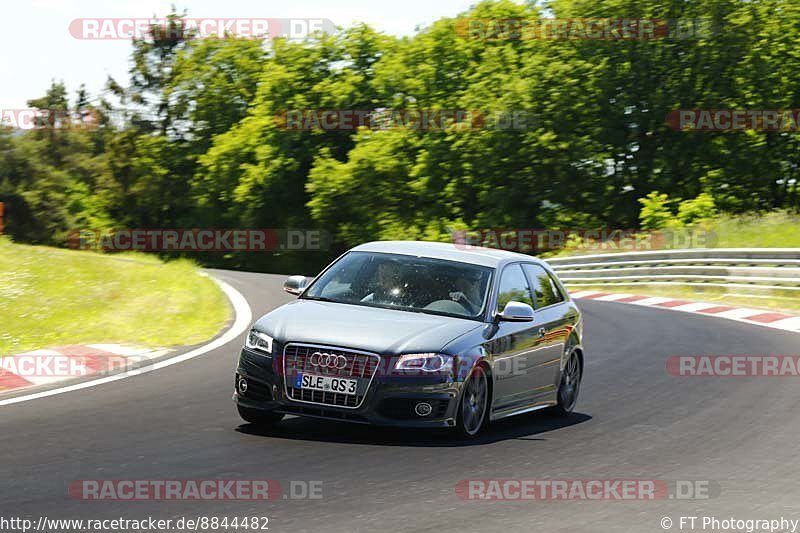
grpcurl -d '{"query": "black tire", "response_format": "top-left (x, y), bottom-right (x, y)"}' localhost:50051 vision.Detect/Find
top-left (237, 405), bottom-right (285, 426)
top-left (456, 365), bottom-right (489, 438)
top-left (553, 350), bottom-right (582, 416)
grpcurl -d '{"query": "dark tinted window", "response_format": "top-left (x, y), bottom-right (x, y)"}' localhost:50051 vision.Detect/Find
top-left (522, 264), bottom-right (565, 308)
top-left (495, 264), bottom-right (534, 313)
top-left (303, 251), bottom-right (492, 319)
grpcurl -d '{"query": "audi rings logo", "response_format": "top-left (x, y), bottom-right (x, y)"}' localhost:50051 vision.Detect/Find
top-left (309, 352), bottom-right (348, 370)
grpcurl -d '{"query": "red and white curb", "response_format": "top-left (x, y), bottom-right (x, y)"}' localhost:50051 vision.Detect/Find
top-left (0, 275), bottom-right (251, 407)
top-left (571, 291), bottom-right (800, 333)
top-left (0, 344), bottom-right (170, 393)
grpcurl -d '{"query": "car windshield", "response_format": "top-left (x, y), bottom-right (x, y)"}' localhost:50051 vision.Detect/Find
top-left (302, 251), bottom-right (493, 320)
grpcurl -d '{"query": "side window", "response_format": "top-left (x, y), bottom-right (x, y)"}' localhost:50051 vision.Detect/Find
top-left (523, 264), bottom-right (565, 308)
top-left (495, 264), bottom-right (534, 313)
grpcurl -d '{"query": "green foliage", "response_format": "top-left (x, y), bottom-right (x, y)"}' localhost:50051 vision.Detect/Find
top-left (677, 193), bottom-right (717, 225)
top-left (638, 192), bottom-right (675, 230)
top-left (706, 210), bottom-right (800, 248)
top-left (3, 1), bottom-right (800, 272)
top-left (0, 239), bottom-right (229, 354)
top-left (638, 191), bottom-right (718, 230)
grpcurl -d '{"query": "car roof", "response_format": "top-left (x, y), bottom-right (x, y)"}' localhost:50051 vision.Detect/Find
top-left (350, 240), bottom-right (545, 268)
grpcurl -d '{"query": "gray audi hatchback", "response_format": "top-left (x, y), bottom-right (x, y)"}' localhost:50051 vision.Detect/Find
top-left (234, 241), bottom-right (584, 437)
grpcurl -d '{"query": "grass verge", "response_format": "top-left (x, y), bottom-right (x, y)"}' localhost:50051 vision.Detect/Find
top-left (0, 238), bottom-right (231, 355)
top-left (543, 210), bottom-right (800, 259)
top-left (553, 211), bottom-right (800, 312)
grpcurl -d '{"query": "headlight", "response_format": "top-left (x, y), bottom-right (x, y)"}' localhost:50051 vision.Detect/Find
top-left (245, 330), bottom-right (274, 355)
top-left (394, 353), bottom-right (453, 372)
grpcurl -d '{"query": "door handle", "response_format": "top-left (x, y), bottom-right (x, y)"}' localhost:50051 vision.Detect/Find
top-left (538, 327), bottom-right (546, 338)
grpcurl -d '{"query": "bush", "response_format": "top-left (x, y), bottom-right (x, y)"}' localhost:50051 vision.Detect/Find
top-left (677, 193), bottom-right (717, 225)
top-left (638, 191), bottom-right (718, 230)
top-left (638, 191), bottom-right (675, 230)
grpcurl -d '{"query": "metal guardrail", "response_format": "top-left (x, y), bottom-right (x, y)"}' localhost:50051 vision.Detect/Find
top-left (546, 249), bottom-right (800, 291)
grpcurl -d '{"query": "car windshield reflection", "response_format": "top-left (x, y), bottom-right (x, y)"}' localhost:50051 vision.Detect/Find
top-left (301, 251), bottom-right (493, 320)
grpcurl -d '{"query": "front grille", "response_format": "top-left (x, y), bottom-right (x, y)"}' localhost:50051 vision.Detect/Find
top-left (283, 344), bottom-right (380, 408)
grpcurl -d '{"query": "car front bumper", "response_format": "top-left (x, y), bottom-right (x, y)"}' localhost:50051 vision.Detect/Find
top-left (233, 347), bottom-right (463, 428)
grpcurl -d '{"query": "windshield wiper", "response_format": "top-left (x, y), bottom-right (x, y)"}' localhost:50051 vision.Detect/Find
top-left (301, 295), bottom-right (339, 303)
top-left (302, 297), bottom-right (476, 320)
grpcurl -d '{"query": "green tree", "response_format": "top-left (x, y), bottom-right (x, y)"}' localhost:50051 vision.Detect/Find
top-left (639, 191), bottom-right (675, 230)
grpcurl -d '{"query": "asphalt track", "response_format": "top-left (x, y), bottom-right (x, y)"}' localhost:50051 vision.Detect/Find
top-left (2, 269), bottom-right (800, 532)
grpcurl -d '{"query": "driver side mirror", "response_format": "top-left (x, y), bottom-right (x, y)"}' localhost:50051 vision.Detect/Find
top-left (496, 301), bottom-right (535, 322)
top-left (283, 275), bottom-right (309, 296)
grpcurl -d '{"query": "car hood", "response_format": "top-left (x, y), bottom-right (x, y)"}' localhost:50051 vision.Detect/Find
top-left (254, 299), bottom-right (482, 355)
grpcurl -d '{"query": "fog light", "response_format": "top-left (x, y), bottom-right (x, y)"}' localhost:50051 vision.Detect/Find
top-left (414, 402), bottom-right (433, 417)
top-left (238, 378), bottom-right (248, 395)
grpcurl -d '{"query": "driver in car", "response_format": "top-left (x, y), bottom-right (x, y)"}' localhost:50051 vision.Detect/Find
top-left (361, 261), bottom-right (407, 306)
top-left (448, 275), bottom-right (481, 313)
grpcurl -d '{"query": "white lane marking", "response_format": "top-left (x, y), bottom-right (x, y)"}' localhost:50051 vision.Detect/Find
top-left (582, 293), bottom-right (800, 335)
top-left (1, 347), bottom-right (172, 390)
top-left (22, 369), bottom-right (92, 386)
top-left (2, 350), bottom-right (87, 386)
top-left (0, 275), bottom-right (252, 407)
top-left (767, 316), bottom-right (800, 332)
top-left (629, 297), bottom-right (675, 306)
top-left (569, 291), bottom-right (605, 299)
top-left (593, 293), bottom-right (635, 301)
top-left (713, 308), bottom-right (766, 320)
top-left (670, 302), bottom-right (720, 313)
top-left (1, 352), bottom-right (90, 386)
top-left (139, 349), bottom-right (170, 360)
top-left (86, 344), bottom-right (156, 356)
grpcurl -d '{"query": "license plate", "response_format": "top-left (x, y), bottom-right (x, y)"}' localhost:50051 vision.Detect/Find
top-left (296, 373), bottom-right (358, 396)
